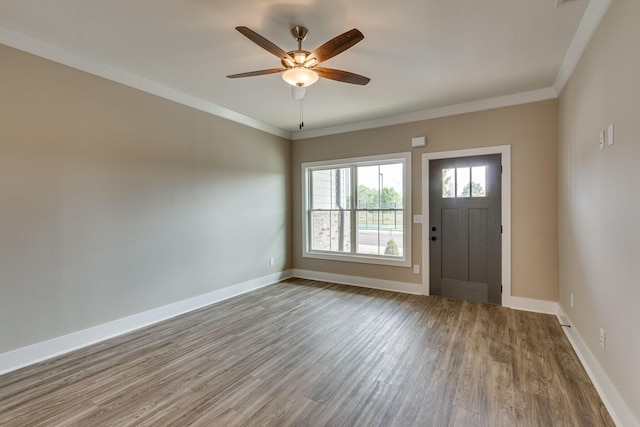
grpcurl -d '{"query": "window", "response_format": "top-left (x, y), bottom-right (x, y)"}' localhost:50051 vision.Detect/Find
top-left (303, 153), bottom-right (411, 266)
top-left (442, 166), bottom-right (486, 198)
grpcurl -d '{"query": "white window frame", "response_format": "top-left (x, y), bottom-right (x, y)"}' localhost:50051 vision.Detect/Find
top-left (302, 152), bottom-right (411, 267)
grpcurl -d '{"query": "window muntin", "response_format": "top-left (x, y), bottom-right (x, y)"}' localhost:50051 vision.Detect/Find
top-left (303, 153), bottom-right (411, 266)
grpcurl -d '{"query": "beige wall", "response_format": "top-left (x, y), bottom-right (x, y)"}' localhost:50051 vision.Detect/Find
top-left (558, 0), bottom-right (640, 421)
top-left (0, 45), bottom-right (292, 354)
top-left (293, 99), bottom-right (559, 301)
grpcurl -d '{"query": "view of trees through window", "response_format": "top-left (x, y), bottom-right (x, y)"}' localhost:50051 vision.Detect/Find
top-left (357, 185), bottom-right (402, 209)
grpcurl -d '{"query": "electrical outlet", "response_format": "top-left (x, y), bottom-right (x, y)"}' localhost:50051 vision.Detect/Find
top-left (413, 265), bottom-right (420, 274)
top-left (270, 257), bottom-right (275, 267)
top-left (570, 293), bottom-right (574, 309)
top-left (599, 130), bottom-right (605, 150)
top-left (599, 328), bottom-right (605, 349)
top-left (607, 124), bottom-right (614, 145)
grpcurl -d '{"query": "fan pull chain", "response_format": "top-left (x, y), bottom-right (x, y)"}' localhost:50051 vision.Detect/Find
top-left (299, 98), bottom-right (304, 129)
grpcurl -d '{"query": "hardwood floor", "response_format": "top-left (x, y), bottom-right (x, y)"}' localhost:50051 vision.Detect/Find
top-left (0, 278), bottom-right (614, 426)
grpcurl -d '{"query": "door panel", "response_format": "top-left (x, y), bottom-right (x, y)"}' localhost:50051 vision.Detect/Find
top-left (441, 278), bottom-right (488, 303)
top-left (441, 208), bottom-right (462, 280)
top-left (429, 154), bottom-right (501, 305)
top-left (468, 208), bottom-right (488, 284)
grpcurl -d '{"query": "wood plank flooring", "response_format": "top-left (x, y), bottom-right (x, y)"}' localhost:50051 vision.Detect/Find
top-left (0, 278), bottom-right (614, 426)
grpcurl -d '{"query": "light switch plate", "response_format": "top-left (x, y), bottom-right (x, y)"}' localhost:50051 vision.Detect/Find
top-left (599, 130), bottom-right (605, 150)
top-left (413, 215), bottom-right (423, 224)
top-left (607, 124), bottom-right (614, 145)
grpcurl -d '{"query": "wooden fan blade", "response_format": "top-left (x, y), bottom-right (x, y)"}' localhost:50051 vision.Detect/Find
top-left (235, 27), bottom-right (292, 61)
top-left (314, 67), bottom-right (370, 85)
top-left (227, 68), bottom-right (287, 78)
top-left (309, 29), bottom-right (364, 64)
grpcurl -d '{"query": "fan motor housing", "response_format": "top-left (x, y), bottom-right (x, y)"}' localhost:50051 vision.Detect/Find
top-left (283, 50), bottom-right (311, 67)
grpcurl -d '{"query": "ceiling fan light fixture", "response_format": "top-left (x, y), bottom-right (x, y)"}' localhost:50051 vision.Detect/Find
top-left (303, 57), bottom-right (318, 68)
top-left (293, 51), bottom-right (307, 64)
top-left (282, 67), bottom-right (319, 87)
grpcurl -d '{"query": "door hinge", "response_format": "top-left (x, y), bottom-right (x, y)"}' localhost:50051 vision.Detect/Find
top-left (500, 165), bottom-right (503, 173)
top-left (500, 225), bottom-right (503, 234)
top-left (501, 285), bottom-right (503, 293)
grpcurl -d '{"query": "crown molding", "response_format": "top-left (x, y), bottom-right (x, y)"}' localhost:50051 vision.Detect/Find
top-left (553, 0), bottom-right (613, 95)
top-left (0, 26), bottom-right (292, 140)
top-left (292, 87), bottom-right (558, 140)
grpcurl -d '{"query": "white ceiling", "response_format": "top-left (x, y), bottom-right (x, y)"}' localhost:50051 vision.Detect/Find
top-left (0, 0), bottom-right (592, 137)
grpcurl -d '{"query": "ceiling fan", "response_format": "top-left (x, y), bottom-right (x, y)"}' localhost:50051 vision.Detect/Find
top-left (227, 26), bottom-right (371, 88)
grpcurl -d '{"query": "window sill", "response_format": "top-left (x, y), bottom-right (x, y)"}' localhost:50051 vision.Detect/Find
top-left (303, 250), bottom-right (411, 267)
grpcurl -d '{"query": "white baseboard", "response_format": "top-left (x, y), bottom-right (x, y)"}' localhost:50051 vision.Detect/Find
top-left (0, 270), bottom-right (293, 376)
top-left (292, 269), bottom-right (423, 295)
top-left (557, 306), bottom-right (639, 427)
top-left (294, 269), bottom-right (561, 316)
top-left (503, 295), bottom-right (559, 314)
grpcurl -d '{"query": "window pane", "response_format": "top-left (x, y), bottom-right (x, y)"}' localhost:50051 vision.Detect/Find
top-left (457, 167), bottom-right (471, 197)
top-left (357, 165), bottom-right (380, 209)
top-left (380, 163), bottom-right (403, 209)
top-left (311, 210), bottom-right (350, 253)
top-left (356, 210), bottom-right (403, 256)
top-left (311, 211), bottom-right (330, 251)
top-left (330, 211), bottom-right (351, 252)
top-left (382, 210), bottom-right (403, 257)
top-left (442, 168), bottom-right (455, 198)
top-left (357, 229), bottom-right (380, 255)
top-left (357, 163), bottom-right (404, 209)
top-left (357, 210), bottom-right (379, 255)
top-left (471, 166), bottom-right (486, 197)
top-left (311, 168), bottom-right (350, 209)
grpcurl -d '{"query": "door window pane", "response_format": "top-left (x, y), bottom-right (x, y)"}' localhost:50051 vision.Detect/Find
top-left (457, 167), bottom-right (471, 197)
top-left (471, 166), bottom-right (486, 197)
top-left (442, 168), bottom-right (455, 198)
